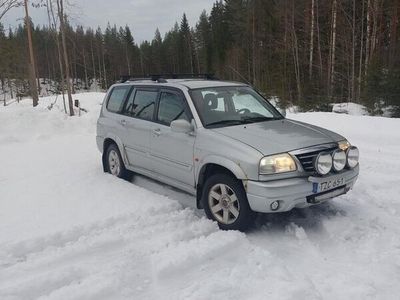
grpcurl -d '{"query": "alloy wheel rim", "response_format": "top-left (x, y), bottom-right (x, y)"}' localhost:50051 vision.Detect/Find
top-left (208, 183), bottom-right (240, 225)
top-left (108, 150), bottom-right (121, 176)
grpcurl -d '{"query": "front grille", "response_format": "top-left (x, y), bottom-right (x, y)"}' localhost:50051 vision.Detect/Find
top-left (295, 146), bottom-right (337, 173)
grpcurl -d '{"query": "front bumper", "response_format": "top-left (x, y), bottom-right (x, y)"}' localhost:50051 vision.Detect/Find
top-left (245, 165), bottom-right (359, 213)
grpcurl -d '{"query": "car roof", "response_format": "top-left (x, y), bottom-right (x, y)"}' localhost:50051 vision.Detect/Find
top-left (112, 79), bottom-right (248, 90)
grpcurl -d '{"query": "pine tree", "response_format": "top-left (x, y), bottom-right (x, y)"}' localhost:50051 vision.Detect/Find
top-left (179, 13), bottom-right (195, 73)
top-left (195, 10), bottom-right (213, 73)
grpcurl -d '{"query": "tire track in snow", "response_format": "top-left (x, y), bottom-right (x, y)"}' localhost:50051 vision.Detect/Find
top-left (0, 202), bottom-right (221, 299)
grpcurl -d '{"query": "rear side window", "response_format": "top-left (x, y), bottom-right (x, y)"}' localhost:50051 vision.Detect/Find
top-left (107, 86), bottom-right (130, 113)
top-left (157, 92), bottom-right (190, 126)
top-left (130, 90), bottom-right (158, 121)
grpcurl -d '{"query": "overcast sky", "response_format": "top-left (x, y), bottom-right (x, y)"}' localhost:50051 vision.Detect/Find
top-left (1, 0), bottom-right (215, 42)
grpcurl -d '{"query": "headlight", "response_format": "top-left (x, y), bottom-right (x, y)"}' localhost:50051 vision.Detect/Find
top-left (346, 146), bottom-right (359, 168)
top-left (332, 149), bottom-right (346, 172)
top-left (314, 152), bottom-right (333, 175)
top-left (338, 140), bottom-right (351, 151)
top-left (259, 153), bottom-right (297, 175)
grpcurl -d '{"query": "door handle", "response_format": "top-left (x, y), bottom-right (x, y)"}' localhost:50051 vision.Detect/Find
top-left (152, 128), bottom-right (161, 136)
top-left (120, 119), bottom-right (127, 126)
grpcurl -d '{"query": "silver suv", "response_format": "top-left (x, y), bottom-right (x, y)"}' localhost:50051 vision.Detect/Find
top-left (96, 77), bottom-right (359, 231)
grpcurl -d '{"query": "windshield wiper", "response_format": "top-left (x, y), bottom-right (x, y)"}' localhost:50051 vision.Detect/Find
top-left (206, 119), bottom-right (244, 127)
top-left (240, 116), bottom-right (278, 123)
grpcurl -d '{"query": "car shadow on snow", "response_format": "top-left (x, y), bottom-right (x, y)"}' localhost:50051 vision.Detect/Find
top-left (128, 174), bottom-right (348, 234)
top-left (251, 201), bottom-right (347, 233)
top-left (130, 174), bottom-right (201, 214)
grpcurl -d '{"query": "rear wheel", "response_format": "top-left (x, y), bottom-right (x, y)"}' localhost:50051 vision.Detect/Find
top-left (105, 144), bottom-right (132, 180)
top-left (202, 174), bottom-right (255, 231)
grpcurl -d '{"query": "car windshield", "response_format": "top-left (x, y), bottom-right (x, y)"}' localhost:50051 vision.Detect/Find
top-left (189, 86), bottom-right (283, 128)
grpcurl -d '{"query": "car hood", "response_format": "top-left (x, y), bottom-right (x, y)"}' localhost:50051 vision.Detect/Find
top-left (212, 119), bottom-right (344, 155)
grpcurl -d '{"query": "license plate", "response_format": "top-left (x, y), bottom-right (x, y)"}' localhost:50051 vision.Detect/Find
top-left (312, 177), bottom-right (345, 193)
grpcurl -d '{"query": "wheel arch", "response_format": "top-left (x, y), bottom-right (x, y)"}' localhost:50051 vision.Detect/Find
top-left (101, 135), bottom-right (127, 172)
top-left (195, 156), bottom-right (248, 209)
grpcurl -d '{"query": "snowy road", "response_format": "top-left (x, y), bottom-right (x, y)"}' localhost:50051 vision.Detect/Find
top-left (1, 94), bottom-right (400, 299)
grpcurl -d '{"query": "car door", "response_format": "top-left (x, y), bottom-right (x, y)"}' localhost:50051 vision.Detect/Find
top-left (102, 85), bottom-right (133, 153)
top-left (150, 89), bottom-right (195, 187)
top-left (120, 87), bottom-right (159, 171)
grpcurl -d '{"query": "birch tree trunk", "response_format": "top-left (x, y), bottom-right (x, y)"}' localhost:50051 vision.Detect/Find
top-left (57, 0), bottom-right (74, 116)
top-left (351, 0), bottom-right (356, 102)
top-left (370, 0), bottom-right (378, 63)
top-left (292, 1), bottom-right (301, 102)
top-left (47, 0), bottom-right (66, 114)
top-left (358, 0), bottom-right (365, 101)
top-left (8, 77), bottom-right (13, 99)
top-left (389, 0), bottom-right (398, 67)
top-left (24, 0), bottom-right (39, 107)
top-left (90, 40), bottom-right (96, 89)
top-left (102, 49), bottom-right (107, 88)
top-left (365, 0), bottom-right (371, 76)
top-left (97, 49), bottom-right (102, 88)
top-left (125, 45), bottom-right (131, 76)
top-left (252, 4), bottom-right (256, 86)
top-left (328, 0), bottom-right (337, 99)
top-left (309, 0), bottom-right (315, 80)
top-left (316, 0), bottom-right (323, 78)
top-left (83, 48), bottom-right (88, 89)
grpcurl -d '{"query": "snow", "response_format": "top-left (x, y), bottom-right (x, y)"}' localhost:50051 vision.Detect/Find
top-left (331, 102), bottom-right (369, 116)
top-left (1, 94), bottom-right (400, 299)
top-left (1, 78), bottom-right (104, 103)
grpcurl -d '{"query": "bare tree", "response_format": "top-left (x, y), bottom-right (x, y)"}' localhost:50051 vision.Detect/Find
top-left (328, 0), bottom-right (338, 99)
top-left (24, 0), bottom-right (39, 107)
top-left (46, 0), bottom-right (67, 114)
top-left (309, 0), bottom-right (315, 80)
top-left (56, 0), bottom-right (74, 116)
top-left (358, 0), bottom-right (365, 101)
top-left (291, 1), bottom-right (301, 102)
top-left (315, 0), bottom-right (323, 78)
top-left (351, 0), bottom-right (356, 102)
top-left (0, 0), bottom-right (21, 20)
top-left (365, 0), bottom-right (371, 76)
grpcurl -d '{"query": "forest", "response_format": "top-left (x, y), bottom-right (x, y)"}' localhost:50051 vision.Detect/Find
top-left (0, 0), bottom-right (399, 114)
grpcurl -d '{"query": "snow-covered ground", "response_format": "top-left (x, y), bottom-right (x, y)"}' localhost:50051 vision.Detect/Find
top-left (1, 93), bottom-right (400, 300)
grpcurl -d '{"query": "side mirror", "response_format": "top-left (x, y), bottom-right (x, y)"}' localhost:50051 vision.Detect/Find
top-left (170, 119), bottom-right (194, 134)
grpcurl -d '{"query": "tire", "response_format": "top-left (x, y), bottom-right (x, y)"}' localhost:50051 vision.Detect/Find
top-left (202, 173), bottom-right (256, 231)
top-left (105, 144), bottom-right (132, 180)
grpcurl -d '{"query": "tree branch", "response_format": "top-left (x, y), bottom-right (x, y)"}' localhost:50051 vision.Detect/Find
top-left (0, 0), bottom-right (22, 20)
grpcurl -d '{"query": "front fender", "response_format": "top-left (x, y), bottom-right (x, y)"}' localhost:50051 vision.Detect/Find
top-left (196, 155), bottom-right (248, 182)
top-left (194, 155), bottom-right (250, 209)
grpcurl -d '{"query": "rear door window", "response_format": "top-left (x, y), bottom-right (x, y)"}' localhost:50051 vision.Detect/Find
top-left (106, 86), bottom-right (131, 113)
top-left (130, 89), bottom-right (158, 121)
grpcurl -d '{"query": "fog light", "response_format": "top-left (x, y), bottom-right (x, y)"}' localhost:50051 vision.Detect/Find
top-left (346, 146), bottom-right (359, 168)
top-left (314, 152), bottom-right (333, 175)
top-left (270, 201), bottom-right (280, 211)
top-left (332, 149), bottom-right (346, 172)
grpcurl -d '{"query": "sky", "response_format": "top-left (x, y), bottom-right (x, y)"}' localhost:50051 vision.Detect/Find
top-left (1, 0), bottom-right (216, 42)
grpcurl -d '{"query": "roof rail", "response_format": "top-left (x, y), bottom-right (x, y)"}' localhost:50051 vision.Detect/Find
top-left (149, 73), bottom-right (217, 81)
top-left (118, 75), bottom-right (152, 83)
top-left (118, 73), bottom-right (217, 84)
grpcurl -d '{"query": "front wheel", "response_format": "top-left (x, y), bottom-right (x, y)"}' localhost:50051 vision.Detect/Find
top-left (202, 174), bottom-right (256, 231)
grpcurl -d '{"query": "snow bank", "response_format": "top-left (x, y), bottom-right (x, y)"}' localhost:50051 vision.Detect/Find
top-left (331, 102), bottom-right (369, 115)
top-left (1, 94), bottom-right (400, 299)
